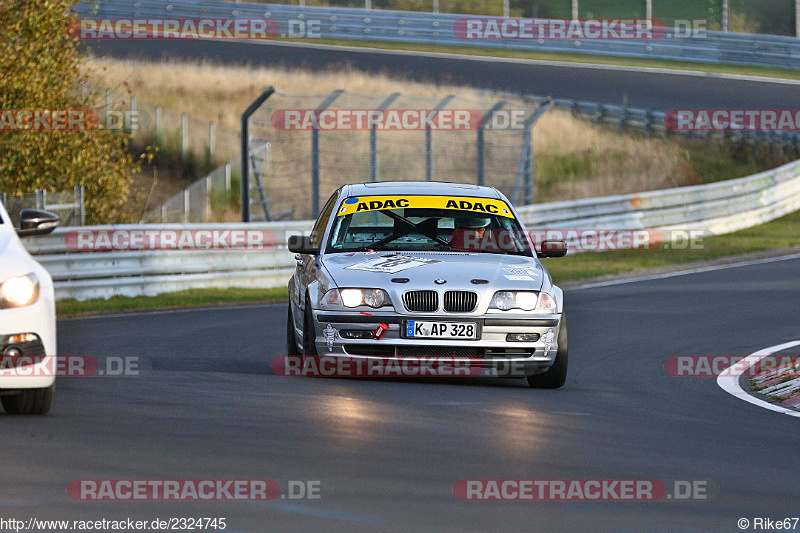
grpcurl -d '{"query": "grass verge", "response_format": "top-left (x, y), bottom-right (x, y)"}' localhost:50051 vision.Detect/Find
top-left (57, 287), bottom-right (289, 318)
top-left (57, 210), bottom-right (800, 318)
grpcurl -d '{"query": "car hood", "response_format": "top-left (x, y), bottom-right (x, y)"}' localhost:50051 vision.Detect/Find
top-left (322, 251), bottom-right (544, 291)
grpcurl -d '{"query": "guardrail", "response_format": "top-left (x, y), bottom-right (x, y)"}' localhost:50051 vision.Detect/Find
top-left (76, 0), bottom-right (800, 70)
top-left (23, 158), bottom-right (800, 301)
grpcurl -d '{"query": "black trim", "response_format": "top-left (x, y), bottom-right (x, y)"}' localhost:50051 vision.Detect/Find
top-left (316, 313), bottom-right (403, 324)
top-left (484, 318), bottom-right (559, 327)
top-left (316, 313), bottom-right (559, 328)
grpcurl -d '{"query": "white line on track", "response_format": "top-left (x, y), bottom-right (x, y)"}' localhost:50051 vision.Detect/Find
top-left (717, 340), bottom-right (800, 418)
top-left (228, 39), bottom-right (800, 86)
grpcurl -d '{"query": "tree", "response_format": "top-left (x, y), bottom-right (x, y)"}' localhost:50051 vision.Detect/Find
top-left (0, 0), bottom-right (137, 223)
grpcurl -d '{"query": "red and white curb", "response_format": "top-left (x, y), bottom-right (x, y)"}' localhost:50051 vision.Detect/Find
top-left (717, 340), bottom-right (800, 417)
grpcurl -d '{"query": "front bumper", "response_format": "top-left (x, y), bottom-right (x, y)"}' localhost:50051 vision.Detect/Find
top-left (0, 295), bottom-right (56, 390)
top-left (311, 310), bottom-right (562, 377)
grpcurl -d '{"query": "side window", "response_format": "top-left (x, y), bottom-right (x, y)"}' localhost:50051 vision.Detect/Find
top-left (309, 192), bottom-right (339, 246)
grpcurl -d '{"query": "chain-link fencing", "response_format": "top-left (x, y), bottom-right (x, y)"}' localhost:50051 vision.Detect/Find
top-left (244, 90), bottom-right (550, 220)
top-left (1, 187), bottom-right (85, 227)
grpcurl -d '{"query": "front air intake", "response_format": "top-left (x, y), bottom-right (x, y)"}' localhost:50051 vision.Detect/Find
top-left (443, 291), bottom-right (478, 313)
top-left (403, 290), bottom-right (439, 312)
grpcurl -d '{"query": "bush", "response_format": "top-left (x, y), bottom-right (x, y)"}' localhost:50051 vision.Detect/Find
top-left (0, 0), bottom-right (138, 223)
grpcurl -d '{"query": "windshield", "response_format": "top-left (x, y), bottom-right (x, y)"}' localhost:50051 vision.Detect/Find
top-left (327, 195), bottom-right (534, 256)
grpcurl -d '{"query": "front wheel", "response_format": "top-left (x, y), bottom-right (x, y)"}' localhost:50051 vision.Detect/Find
top-left (286, 305), bottom-right (300, 356)
top-left (527, 314), bottom-right (568, 389)
top-left (302, 298), bottom-right (318, 358)
top-left (1, 384), bottom-right (55, 415)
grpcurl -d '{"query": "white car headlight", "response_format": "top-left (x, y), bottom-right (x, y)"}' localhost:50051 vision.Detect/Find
top-left (0, 273), bottom-right (39, 308)
top-left (490, 290), bottom-right (556, 312)
top-left (323, 288), bottom-right (389, 309)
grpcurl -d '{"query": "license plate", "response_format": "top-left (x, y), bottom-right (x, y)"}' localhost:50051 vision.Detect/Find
top-left (405, 321), bottom-right (477, 339)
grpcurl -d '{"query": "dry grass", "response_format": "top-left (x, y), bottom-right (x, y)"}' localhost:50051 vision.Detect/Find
top-left (84, 57), bottom-right (727, 217)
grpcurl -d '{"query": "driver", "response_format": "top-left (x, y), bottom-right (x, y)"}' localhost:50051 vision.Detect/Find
top-left (449, 216), bottom-right (491, 251)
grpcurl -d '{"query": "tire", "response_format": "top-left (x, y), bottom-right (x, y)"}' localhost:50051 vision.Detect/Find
top-left (527, 314), bottom-right (568, 389)
top-left (1, 384), bottom-right (55, 415)
top-left (302, 298), bottom-right (318, 358)
top-left (286, 305), bottom-right (300, 356)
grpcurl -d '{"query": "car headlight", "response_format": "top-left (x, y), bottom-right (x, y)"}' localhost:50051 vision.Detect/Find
top-left (0, 273), bottom-right (39, 308)
top-left (323, 288), bottom-right (390, 309)
top-left (489, 291), bottom-right (556, 312)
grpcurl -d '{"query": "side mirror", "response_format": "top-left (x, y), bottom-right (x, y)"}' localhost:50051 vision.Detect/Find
top-left (288, 235), bottom-right (318, 255)
top-left (16, 209), bottom-right (59, 237)
top-left (538, 240), bottom-right (567, 258)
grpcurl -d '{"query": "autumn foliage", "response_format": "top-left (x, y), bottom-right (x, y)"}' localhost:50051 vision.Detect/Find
top-left (0, 0), bottom-right (137, 223)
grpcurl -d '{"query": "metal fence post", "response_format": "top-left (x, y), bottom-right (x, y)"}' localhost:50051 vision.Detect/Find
top-left (155, 106), bottom-right (162, 141)
top-left (209, 122), bottom-right (216, 166)
top-left (311, 90), bottom-right (344, 217)
top-left (241, 87), bottom-right (275, 222)
top-left (371, 92), bottom-right (401, 182)
top-left (74, 185), bottom-right (84, 225)
top-left (184, 189), bottom-right (190, 223)
top-left (426, 94), bottom-right (455, 182)
top-left (513, 98), bottom-right (552, 206)
top-left (205, 175), bottom-right (212, 221)
top-left (129, 96), bottom-right (136, 135)
top-left (181, 113), bottom-right (188, 160)
top-left (722, 0), bottom-right (729, 32)
top-left (477, 101), bottom-right (506, 186)
top-left (105, 89), bottom-right (112, 124)
top-left (225, 163), bottom-right (231, 194)
top-left (80, 185), bottom-right (85, 225)
top-left (36, 189), bottom-right (45, 210)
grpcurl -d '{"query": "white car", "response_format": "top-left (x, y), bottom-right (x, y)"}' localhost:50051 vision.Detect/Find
top-left (0, 202), bottom-right (59, 414)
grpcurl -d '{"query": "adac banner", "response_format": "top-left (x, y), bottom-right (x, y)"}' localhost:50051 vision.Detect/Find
top-left (336, 195), bottom-right (515, 219)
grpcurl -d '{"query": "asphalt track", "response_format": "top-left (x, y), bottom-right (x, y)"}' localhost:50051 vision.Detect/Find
top-left (1, 255), bottom-right (797, 531)
top-left (87, 40), bottom-right (800, 110)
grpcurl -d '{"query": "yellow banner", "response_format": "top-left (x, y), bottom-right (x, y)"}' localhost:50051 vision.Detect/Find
top-left (336, 195), bottom-right (515, 218)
